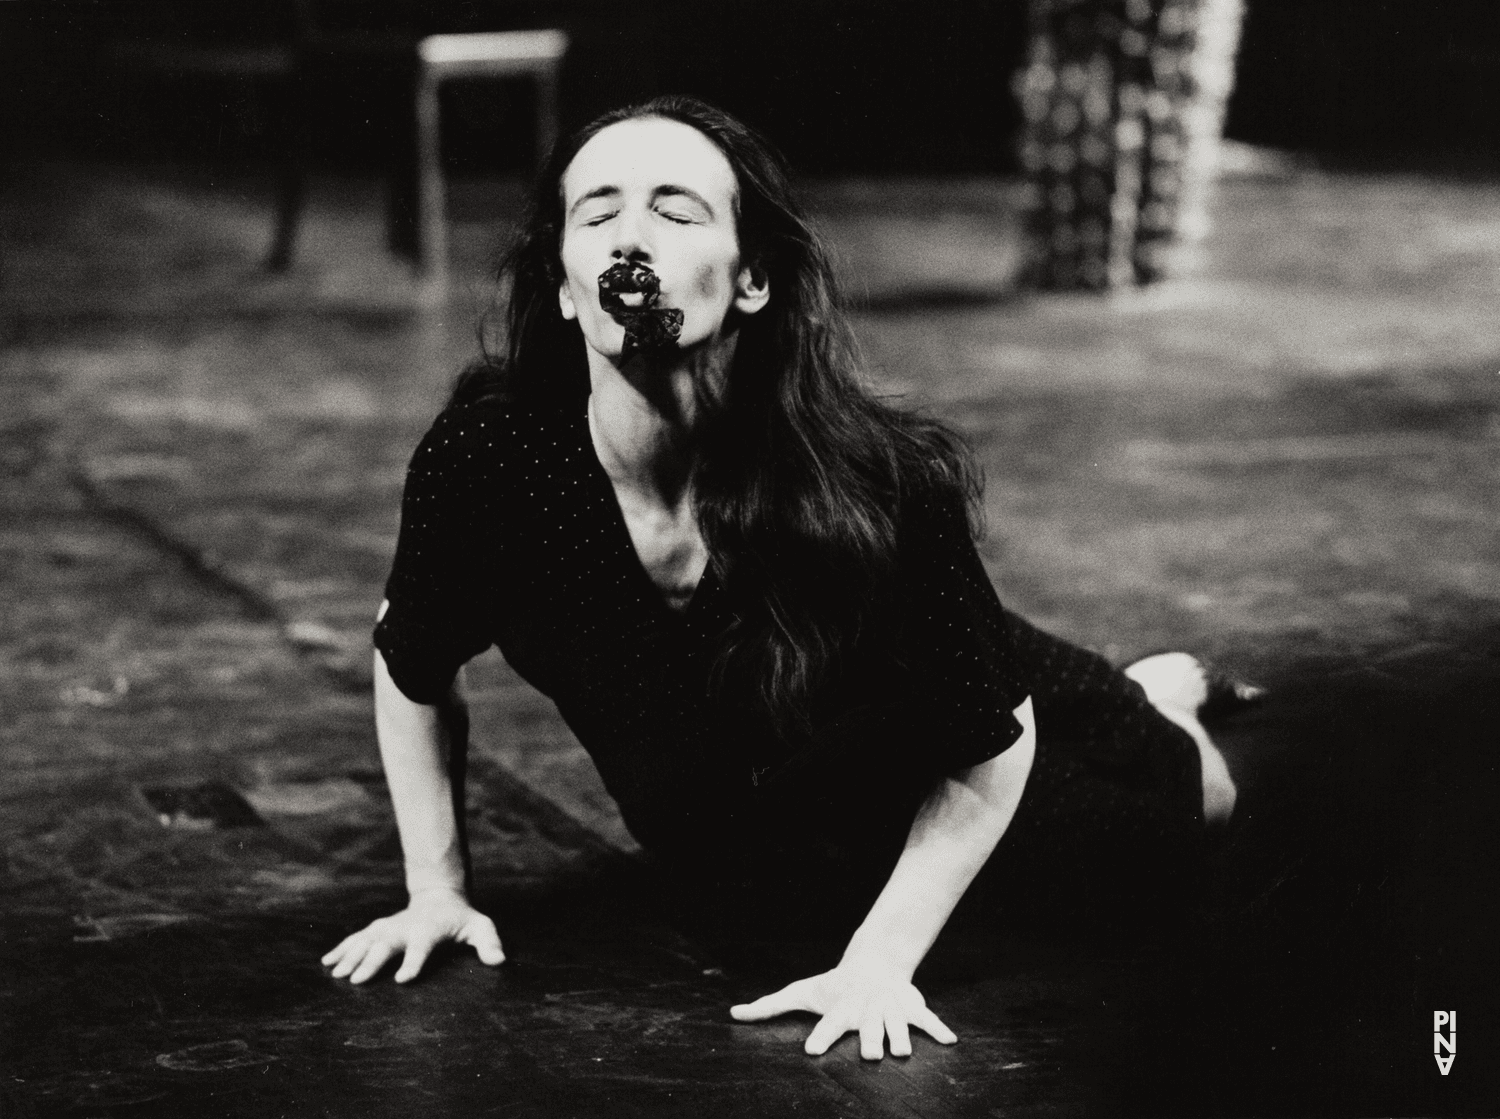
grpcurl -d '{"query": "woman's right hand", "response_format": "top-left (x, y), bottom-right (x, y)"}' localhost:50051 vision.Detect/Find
top-left (321, 887), bottom-right (505, 984)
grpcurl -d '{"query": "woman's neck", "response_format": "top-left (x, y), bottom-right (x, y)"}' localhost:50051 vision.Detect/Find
top-left (585, 339), bottom-right (734, 509)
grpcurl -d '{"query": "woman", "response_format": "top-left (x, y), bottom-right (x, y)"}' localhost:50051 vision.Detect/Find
top-left (322, 96), bottom-right (1243, 1061)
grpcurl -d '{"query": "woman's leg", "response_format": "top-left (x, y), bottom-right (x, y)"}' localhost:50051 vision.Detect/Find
top-left (1003, 612), bottom-right (1235, 825)
top-left (1122, 652), bottom-right (1237, 824)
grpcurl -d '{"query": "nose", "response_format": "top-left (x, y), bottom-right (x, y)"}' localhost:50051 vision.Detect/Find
top-left (611, 206), bottom-right (653, 264)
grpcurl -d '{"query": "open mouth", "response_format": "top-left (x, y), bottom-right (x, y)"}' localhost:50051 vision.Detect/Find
top-left (597, 262), bottom-right (684, 359)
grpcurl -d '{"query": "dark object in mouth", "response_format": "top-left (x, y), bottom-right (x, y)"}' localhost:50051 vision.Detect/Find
top-left (619, 307), bottom-right (683, 358)
top-left (597, 262), bottom-right (683, 359)
top-left (598, 261), bottom-right (661, 313)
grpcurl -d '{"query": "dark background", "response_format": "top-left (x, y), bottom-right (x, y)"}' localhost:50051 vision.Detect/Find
top-left (2, 0), bottom-right (1498, 176)
top-left (2, 4), bottom-right (1499, 1116)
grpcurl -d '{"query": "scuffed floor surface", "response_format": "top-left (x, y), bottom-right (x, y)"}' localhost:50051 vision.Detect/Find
top-left (2, 157), bottom-right (1498, 1117)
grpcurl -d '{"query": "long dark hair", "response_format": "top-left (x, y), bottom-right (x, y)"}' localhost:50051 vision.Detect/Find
top-left (452, 96), bottom-right (982, 731)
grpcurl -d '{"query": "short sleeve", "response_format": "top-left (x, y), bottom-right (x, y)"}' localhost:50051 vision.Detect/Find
top-left (373, 409), bottom-right (498, 704)
top-left (895, 490), bottom-right (1030, 772)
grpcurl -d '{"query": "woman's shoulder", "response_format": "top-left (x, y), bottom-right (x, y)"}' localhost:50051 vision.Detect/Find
top-left (898, 475), bottom-right (980, 548)
top-left (409, 395), bottom-right (585, 481)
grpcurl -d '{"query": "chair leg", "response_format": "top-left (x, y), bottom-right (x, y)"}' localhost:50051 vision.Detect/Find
top-left (412, 72), bottom-right (447, 279)
top-left (379, 64), bottom-right (422, 264)
top-left (266, 161), bottom-right (306, 272)
top-left (266, 68), bottom-right (309, 272)
top-left (535, 67), bottom-right (560, 166)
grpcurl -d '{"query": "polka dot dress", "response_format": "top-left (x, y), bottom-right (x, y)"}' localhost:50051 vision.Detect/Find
top-left (374, 400), bottom-right (1203, 911)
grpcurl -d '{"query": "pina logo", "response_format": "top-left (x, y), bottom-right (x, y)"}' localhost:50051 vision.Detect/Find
top-left (1433, 1011), bottom-right (1456, 1075)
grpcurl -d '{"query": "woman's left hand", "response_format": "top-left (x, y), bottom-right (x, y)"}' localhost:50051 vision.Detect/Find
top-left (729, 962), bottom-right (957, 1059)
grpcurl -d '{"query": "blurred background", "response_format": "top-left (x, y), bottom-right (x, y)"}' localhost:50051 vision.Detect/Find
top-left (6, 0), bottom-right (1499, 173)
top-left (2, 3), bottom-right (1499, 1117)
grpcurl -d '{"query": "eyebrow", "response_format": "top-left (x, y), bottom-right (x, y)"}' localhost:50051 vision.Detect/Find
top-left (654, 185), bottom-right (715, 219)
top-left (567, 185), bottom-right (620, 219)
top-left (566, 184), bottom-right (716, 221)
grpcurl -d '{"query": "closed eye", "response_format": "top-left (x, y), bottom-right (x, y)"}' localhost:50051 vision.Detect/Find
top-left (655, 208), bottom-right (696, 225)
top-left (581, 210), bottom-right (618, 227)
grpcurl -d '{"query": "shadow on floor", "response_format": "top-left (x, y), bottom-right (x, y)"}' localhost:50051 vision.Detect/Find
top-left (5, 633), bottom-right (1496, 1118)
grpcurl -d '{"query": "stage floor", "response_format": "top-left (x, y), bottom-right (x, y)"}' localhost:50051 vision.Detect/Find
top-left (2, 156), bottom-right (1497, 1117)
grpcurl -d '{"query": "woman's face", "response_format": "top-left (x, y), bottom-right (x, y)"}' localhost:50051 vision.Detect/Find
top-left (557, 117), bottom-right (768, 363)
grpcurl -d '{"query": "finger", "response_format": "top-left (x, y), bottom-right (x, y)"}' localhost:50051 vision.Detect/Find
top-left (349, 941), bottom-right (396, 985)
top-left (911, 1006), bottom-right (958, 1046)
top-left (460, 916), bottom-right (506, 967)
top-left (328, 938), bottom-right (368, 979)
top-left (321, 935), bottom-right (357, 966)
top-left (859, 1013), bottom-right (885, 1061)
top-left (731, 980), bottom-right (816, 1022)
top-left (323, 926), bottom-right (373, 967)
top-left (804, 1013), bottom-right (850, 1057)
top-left (394, 937), bottom-right (435, 984)
top-left (885, 1012), bottom-right (912, 1058)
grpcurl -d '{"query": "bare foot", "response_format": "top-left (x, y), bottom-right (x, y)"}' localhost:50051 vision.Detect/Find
top-left (1123, 651), bottom-right (1209, 714)
top-left (1125, 652), bottom-right (1238, 825)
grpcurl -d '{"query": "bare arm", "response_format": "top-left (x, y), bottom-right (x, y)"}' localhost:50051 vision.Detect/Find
top-left (841, 694), bottom-right (1036, 976)
top-left (322, 626), bottom-right (505, 984)
top-left (732, 695), bottom-right (1037, 1058)
top-left (373, 646), bottom-right (470, 898)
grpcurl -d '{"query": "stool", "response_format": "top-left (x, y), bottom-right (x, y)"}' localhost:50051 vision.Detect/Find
top-left (414, 29), bottom-right (569, 281)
